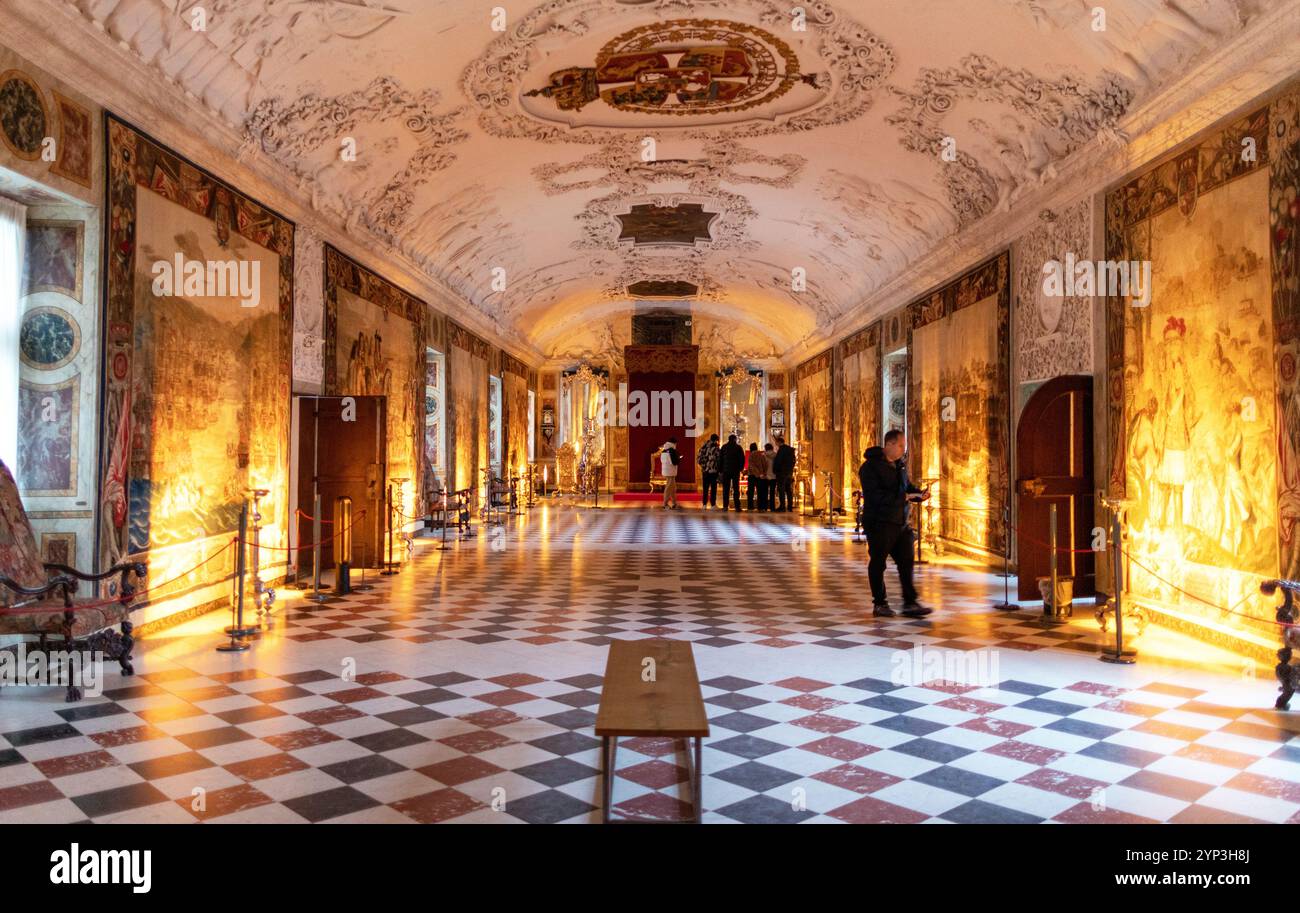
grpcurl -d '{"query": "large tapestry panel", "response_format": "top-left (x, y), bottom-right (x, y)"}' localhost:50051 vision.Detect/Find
top-left (1105, 98), bottom-right (1291, 641)
top-left (794, 349), bottom-right (832, 455)
top-left (840, 324), bottom-right (880, 499)
top-left (103, 115), bottom-right (293, 618)
top-left (504, 369), bottom-right (529, 478)
top-left (1122, 169), bottom-right (1277, 625)
top-left (908, 252), bottom-right (1011, 558)
top-left (448, 322), bottom-right (489, 496)
top-left (324, 245), bottom-right (426, 527)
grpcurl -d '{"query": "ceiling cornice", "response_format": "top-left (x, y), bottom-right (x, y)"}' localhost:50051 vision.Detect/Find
top-left (781, 0), bottom-right (1300, 369)
top-left (1, 0), bottom-right (545, 370)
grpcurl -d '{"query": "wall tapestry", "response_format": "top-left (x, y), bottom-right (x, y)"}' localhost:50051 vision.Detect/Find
top-left (324, 244), bottom-right (427, 524)
top-left (909, 251), bottom-right (1011, 558)
top-left (840, 323), bottom-right (881, 499)
top-left (794, 349), bottom-right (832, 453)
top-left (1106, 99), bottom-right (1284, 638)
top-left (502, 353), bottom-right (529, 479)
top-left (102, 114), bottom-right (294, 615)
top-left (448, 320), bottom-right (490, 496)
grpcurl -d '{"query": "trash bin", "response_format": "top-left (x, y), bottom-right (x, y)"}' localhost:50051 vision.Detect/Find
top-left (1037, 576), bottom-right (1074, 617)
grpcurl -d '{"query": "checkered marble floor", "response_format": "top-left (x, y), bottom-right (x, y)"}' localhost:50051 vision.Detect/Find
top-left (1, 503), bottom-right (1297, 824)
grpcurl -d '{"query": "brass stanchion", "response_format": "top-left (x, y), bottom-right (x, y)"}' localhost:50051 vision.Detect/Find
top-left (436, 488), bottom-right (451, 550)
top-left (1100, 497), bottom-right (1137, 664)
top-left (382, 483), bottom-right (398, 576)
top-left (334, 496), bottom-right (353, 595)
top-left (305, 493), bottom-right (331, 603)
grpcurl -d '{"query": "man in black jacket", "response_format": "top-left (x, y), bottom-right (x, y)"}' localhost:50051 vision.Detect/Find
top-left (718, 434), bottom-right (746, 511)
top-left (771, 435), bottom-right (796, 511)
top-left (858, 430), bottom-right (931, 618)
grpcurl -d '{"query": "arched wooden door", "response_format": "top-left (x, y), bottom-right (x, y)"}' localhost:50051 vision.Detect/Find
top-left (1015, 375), bottom-right (1095, 600)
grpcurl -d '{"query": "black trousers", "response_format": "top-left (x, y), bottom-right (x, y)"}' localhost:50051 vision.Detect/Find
top-left (868, 523), bottom-right (918, 606)
top-left (721, 473), bottom-right (741, 510)
top-left (702, 472), bottom-right (718, 506)
top-left (775, 475), bottom-right (794, 511)
top-left (747, 476), bottom-right (760, 511)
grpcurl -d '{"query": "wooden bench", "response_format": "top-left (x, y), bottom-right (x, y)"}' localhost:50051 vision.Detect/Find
top-left (594, 638), bottom-right (709, 824)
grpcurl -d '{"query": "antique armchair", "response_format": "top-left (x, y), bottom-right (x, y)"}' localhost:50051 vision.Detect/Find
top-left (0, 461), bottom-right (146, 701)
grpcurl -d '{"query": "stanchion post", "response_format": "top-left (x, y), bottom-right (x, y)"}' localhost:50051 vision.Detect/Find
top-left (219, 503), bottom-right (256, 646)
top-left (1101, 511), bottom-right (1136, 664)
top-left (1046, 503), bottom-right (1059, 619)
top-left (306, 493), bottom-right (331, 603)
top-left (993, 505), bottom-right (1017, 610)
top-left (382, 483), bottom-right (398, 575)
top-left (437, 488), bottom-right (450, 550)
top-left (335, 496), bottom-right (352, 595)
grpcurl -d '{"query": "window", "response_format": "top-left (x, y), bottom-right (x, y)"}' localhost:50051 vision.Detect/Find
top-left (527, 389), bottom-right (535, 462)
top-left (489, 374), bottom-right (502, 475)
top-left (425, 347), bottom-right (445, 486)
top-left (0, 197), bottom-right (26, 470)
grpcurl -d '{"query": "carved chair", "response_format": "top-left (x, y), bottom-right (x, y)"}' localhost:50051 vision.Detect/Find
top-left (0, 461), bottom-right (146, 701)
top-left (1261, 578), bottom-right (1300, 710)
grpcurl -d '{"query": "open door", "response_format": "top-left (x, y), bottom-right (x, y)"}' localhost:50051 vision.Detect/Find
top-left (295, 395), bottom-right (386, 571)
top-left (1015, 375), bottom-right (1095, 600)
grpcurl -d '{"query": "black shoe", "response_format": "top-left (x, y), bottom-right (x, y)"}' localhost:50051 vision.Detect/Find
top-left (872, 604), bottom-right (895, 617)
top-left (900, 603), bottom-right (932, 618)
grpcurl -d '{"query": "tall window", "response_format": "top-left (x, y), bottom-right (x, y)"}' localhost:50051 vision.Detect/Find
top-left (527, 389), bottom-right (535, 462)
top-left (489, 374), bottom-right (502, 475)
top-left (425, 347), bottom-right (445, 486)
top-left (0, 197), bottom-right (27, 470)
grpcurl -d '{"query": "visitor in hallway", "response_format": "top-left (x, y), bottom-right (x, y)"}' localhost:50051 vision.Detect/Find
top-left (697, 433), bottom-right (720, 508)
top-left (859, 431), bottom-right (931, 617)
top-left (719, 433), bottom-right (746, 511)
top-left (772, 435), bottom-right (796, 511)
top-left (746, 441), bottom-right (768, 511)
top-left (762, 442), bottom-right (777, 510)
top-left (660, 437), bottom-right (681, 510)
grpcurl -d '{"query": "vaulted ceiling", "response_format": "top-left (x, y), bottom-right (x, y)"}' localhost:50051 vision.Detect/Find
top-left (62, 0), bottom-right (1282, 364)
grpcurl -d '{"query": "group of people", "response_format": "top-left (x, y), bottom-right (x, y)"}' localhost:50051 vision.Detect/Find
top-left (657, 427), bottom-right (932, 618)
top-left (684, 433), bottom-right (797, 512)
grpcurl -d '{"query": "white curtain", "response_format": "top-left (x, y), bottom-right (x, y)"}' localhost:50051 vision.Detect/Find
top-left (0, 197), bottom-right (26, 472)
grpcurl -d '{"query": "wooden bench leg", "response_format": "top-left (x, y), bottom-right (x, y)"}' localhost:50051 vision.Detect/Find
top-left (693, 736), bottom-right (703, 824)
top-left (601, 735), bottom-right (612, 824)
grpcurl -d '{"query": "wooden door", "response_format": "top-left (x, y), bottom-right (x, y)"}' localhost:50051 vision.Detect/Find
top-left (1015, 376), bottom-right (1095, 599)
top-left (296, 396), bottom-right (386, 571)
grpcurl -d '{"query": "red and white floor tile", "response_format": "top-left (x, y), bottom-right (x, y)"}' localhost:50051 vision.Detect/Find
top-left (1, 503), bottom-right (1296, 824)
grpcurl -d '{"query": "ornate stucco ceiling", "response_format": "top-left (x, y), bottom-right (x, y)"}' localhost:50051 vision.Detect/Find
top-left (57, 0), bottom-right (1284, 363)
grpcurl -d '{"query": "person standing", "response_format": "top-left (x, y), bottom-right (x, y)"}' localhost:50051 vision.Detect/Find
top-left (697, 433), bottom-right (720, 508)
top-left (858, 430), bottom-right (931, 617)
top-left (762, 442), bottom-right (777, 511)
top-left (660, 438), bottom-right (682, 510)
top-left (719, 434), bottom-right (746, 511)
top-left (772, 435), bottom-right (796, 512)
top-left (746, 442), bottom-right (769, 512)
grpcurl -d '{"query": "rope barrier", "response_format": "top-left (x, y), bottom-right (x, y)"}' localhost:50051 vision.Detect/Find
top-left (0, 536), bottom-right (238, 617)
top-left (1120, 547), bottom-right (1283, 628)
top-left (294, 508), bottom-right (333, 525)
top-left (249, 509), bottom-right (367, 553)
top-left (1, 507), bottom-right (369, 618)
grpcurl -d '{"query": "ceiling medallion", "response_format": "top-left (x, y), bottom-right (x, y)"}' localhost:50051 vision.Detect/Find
top-left (523, 19), bottom-right (824, 117)
top-left (615, 202), bottom-right (719, 245)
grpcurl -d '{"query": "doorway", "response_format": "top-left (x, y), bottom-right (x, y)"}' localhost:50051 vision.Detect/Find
top-left (294, 395), bottom-right (386, 572)
top-left (1015, 375), bottom-right (1095, 600)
